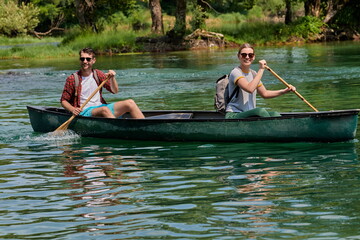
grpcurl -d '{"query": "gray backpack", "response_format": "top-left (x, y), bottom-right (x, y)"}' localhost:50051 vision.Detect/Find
top-left (214, 74), bottom-right (233, 114)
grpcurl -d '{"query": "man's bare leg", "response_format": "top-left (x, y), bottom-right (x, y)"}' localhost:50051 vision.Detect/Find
top-left (114, 100), bottom-right (145, 119)
top-left (91, 106), bottom-right (116, 118)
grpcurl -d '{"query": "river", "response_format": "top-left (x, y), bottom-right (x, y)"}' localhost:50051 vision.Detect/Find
top-left (1, 41), bottom-right (360, 239)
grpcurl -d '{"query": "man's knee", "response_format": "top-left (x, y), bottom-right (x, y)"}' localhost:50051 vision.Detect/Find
top-left (125, 99), bottom-right (136, 107)
top-left (120, 99), bottom-right (137, 110)
top-left (96, 106), bottom-right (112, 116)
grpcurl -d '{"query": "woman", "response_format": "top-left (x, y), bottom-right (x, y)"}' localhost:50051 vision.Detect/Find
top-left (225, 43), bottom-right (296, 119)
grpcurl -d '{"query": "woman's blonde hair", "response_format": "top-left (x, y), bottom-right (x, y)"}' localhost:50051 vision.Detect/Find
top-left (237, 43), bottom-right (255, 56)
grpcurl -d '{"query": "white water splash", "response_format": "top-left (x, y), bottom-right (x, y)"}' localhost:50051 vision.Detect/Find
top-left (23, 130), bottom-right (81, 145)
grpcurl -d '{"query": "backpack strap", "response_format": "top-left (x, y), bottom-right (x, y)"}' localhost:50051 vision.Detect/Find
top-left (72, 73), bottom-right (80, 97)
top-left (93, 69), bottom-right (100, 85)
top-left (227, 86), bottom-right (239, 104)
top-left (226, 68), bottom-right (240, 104)
top-left (72, 70), bottom-right (101, 97)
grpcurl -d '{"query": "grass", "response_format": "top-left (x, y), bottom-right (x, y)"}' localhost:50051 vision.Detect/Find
top-left (0, 30), bottom-right (146, 59)
top-left (62, 30), bottom-right (142, 53)
top-left (0, 36), bottom-right (60, 45)
top-left (208, 21), bottom-right (288, 45)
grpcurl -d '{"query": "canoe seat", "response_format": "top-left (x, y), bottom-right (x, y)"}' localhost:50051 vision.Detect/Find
top-left (146, 113), bottom-right (193, 119)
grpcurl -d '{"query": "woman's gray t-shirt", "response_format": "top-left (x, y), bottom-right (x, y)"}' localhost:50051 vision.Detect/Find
top-left (226, 67), bottom-right (259, 112)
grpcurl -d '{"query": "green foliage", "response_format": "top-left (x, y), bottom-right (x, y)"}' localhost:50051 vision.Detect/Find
top-left (62, 30), bottom-right (140, 53)
top-left (255, 0), bottom-right (285, 16)
top-left (246, 5), bottom-right (265, 21)
top-left (331, 0), bottom-right (360, 30)
top-left (208, 0), bottom-right (255, 12)
top-left (96, 7), bottom-right (150, 32)
top-left (210, 20), bottom-right (286, 45)
top-left (189, 5), bottom-right (209, 31)
top-left (217, 12), bottom-right (246, 24)
top-left (127, 7), bottom-right (151, 31)
top-left (29, 0), bottom-right (73, 31)
top-left (207, 11), bottom-right (286, 44)
top-left (283, 16), bottom-right (326, 39)
top-left (0, 0), bottom-right (40, 37)
top-left (0, 35), bottom-right (60, 45)
top-left (0, 44), bottom-right (74, 59)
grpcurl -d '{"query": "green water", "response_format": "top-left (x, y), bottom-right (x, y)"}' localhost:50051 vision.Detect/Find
top-left (1, 41), bottom-right (360, 239)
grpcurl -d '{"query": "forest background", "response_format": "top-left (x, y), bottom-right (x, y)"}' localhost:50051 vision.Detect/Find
top-left (0, 0), bottom-right (359, 59)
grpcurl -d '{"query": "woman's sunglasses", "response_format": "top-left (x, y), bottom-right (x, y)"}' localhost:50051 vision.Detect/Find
top-left (80, 57), bottom-right (93, 62)
top-left (240, 53), bottom-right (254, 58)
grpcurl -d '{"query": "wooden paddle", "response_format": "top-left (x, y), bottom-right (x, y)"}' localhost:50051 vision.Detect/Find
top-left (265, 66), bottom-right (319, 112)
top-left (54, 76), bottom-right (110, 132)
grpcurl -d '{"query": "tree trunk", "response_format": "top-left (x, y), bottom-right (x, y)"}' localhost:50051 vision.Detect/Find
top-left (173, 0), bottom-right (187, 37)
top-left (304, 0), bottom-right (321, 17)
top-left (285, 0), bottom-right (293, 24)
top-left (74, 0), bottom-right (97, 32)
top-left (149, 0), bottom-right (164, 34)
top-left (323, 0), bottom-right (345, 23)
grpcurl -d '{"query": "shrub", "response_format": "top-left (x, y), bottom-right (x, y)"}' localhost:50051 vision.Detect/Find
top-left (285, 16), bottom-right (326, 39)
top-left (0, 0), bottom-right (40, 37)
top-left (189, 5), bottom-right (209, 31)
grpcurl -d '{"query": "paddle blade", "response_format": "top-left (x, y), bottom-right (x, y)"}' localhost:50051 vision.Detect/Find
top-left (54, 116), bottom-right (74, 132)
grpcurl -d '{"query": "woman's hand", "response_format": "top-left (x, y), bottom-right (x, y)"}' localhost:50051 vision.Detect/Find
top-left (258, 60), bottom-right (267, 69)
top-left (282, 85), bottom-right (296, 94)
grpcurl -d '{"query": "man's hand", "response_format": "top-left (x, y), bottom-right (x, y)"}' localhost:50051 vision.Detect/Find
top-left (72, 107), bottom-right (82, 116)
top-left (106, 70), bottom-right (116, 79)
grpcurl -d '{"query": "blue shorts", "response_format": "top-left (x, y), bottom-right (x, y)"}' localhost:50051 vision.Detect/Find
top-left (80, 103), bottom-right (116, 117)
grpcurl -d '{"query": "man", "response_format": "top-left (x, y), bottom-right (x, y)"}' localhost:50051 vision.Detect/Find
top-left (60, 47), bottom-right (145, 119)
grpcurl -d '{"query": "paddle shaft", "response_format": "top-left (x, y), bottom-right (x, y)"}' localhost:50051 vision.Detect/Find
top-left (265, 66), bottom-right (319, 112)
top-left (55, 76), bottom-right (110, 131)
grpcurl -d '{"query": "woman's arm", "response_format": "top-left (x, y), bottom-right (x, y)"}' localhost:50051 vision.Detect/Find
top-left (258, 84), bottom-right (296, 99)
top-left (236, 60), bottom-right (267, 93)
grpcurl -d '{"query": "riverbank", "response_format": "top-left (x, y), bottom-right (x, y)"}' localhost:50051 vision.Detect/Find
top-left (100, 27), bottom-right (360, 54)
top-left (0, 26), bottom-right (359, 59)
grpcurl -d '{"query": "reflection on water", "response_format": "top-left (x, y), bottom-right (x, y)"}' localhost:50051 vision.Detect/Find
top-left (0, 42), bottom-right (360, 239)
top-left (3, 138), bottom-right (357, 238)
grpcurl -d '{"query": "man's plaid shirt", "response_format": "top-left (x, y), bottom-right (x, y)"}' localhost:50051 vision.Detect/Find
top-left (60, 69), bottom-right (113, 108)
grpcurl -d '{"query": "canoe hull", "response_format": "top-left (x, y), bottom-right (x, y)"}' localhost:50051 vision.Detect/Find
top-left (27, 106), bottom-right (359, 142)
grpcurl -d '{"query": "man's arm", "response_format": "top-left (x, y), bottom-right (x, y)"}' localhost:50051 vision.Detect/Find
top-left (61, 100), bottom-right (82, 116)
top-left (106, 70), bottom-right (118, 93)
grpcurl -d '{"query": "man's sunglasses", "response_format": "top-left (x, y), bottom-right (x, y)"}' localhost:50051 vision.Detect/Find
top-left (240, 53), bottom-right (254, 58)
top-left (80, 57), bottom-right (93, 62)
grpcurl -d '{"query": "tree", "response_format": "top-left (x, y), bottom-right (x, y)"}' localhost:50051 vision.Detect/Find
top-left (0, 0), bottom-right (39, 37)
top-left (167, 0), bottom-right (187, 39)
top-left (303, 0), bottom-right (356, 24)
top-left (327, 0), bottom-right (360, 29)
top-left (174, 0), bottom-right (187, 37)
top-left (74, 0), bottom-right (97, 32)
top-left (304, 0), bottom-right (321, 17)
top-left (284, 0), bottom-right (293, 24)
top-left (149, 0), bottom-right (164, 34)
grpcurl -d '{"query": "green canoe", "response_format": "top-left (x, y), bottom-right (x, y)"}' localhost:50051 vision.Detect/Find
top-left (27, 106), bottom-right (359, 142)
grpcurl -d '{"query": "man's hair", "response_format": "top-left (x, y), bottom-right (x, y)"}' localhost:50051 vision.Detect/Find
top-left (237, 43), bottom-right (255, 56)
top-left (79, 47), bottom-right (96, 57)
